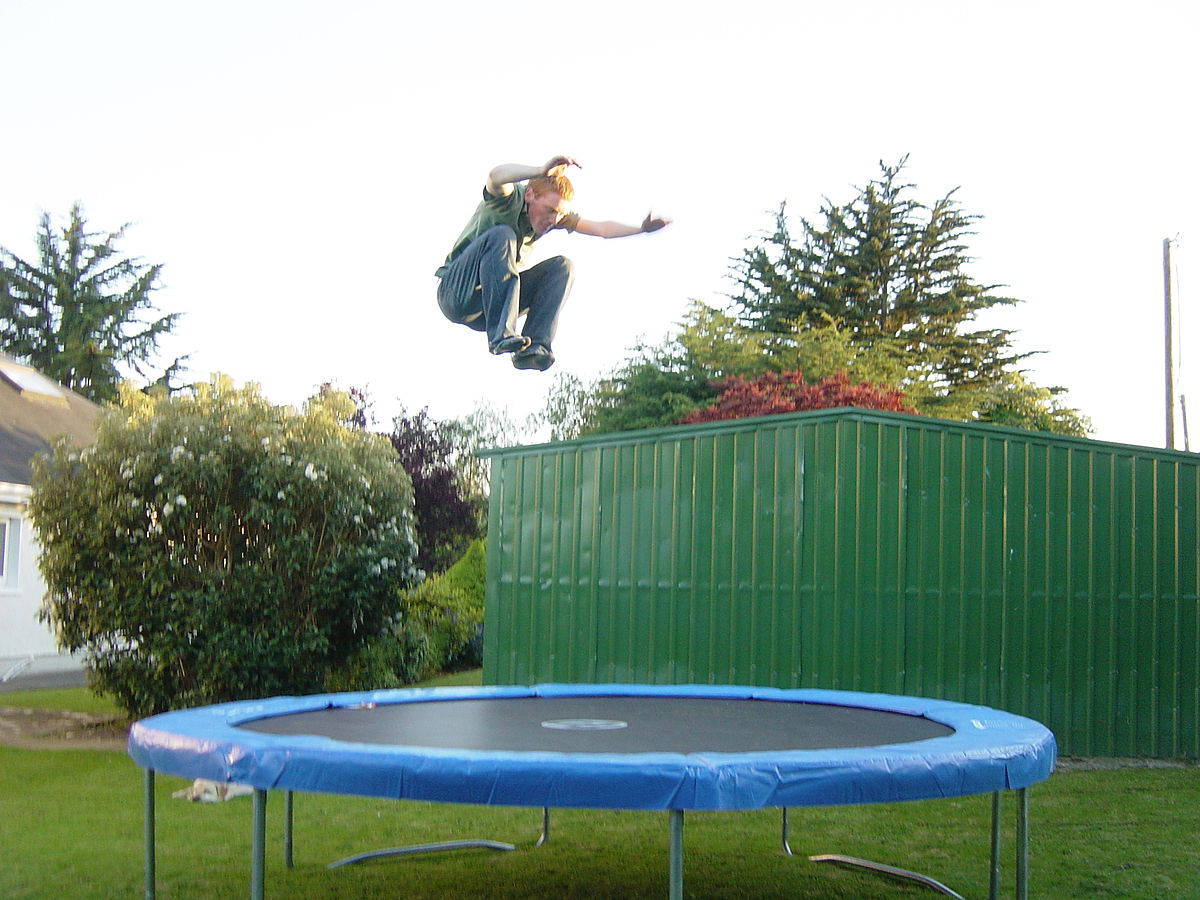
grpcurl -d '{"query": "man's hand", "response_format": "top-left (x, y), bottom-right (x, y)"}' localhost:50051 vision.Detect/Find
top-left (641, 212), bottom-right (671, 233)
top-left (543, 155), bottom-right (581, 177)
top-left (488, 158), bottom-right (578, 196)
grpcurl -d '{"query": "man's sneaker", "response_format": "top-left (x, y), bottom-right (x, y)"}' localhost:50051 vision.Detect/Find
top-left (513, 344), bottom-right (555, 371)
top-left (489, 335), bottom-right (531, 355)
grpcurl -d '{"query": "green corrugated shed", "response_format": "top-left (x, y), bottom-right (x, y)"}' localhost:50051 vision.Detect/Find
top-left (481, 407), bottom-right (1200, 758)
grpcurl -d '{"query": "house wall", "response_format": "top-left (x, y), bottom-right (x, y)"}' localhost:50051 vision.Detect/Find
top-left (0, 482), bottom-right (57, 658)
top-left (482, 408), bottom-right (1200, 758)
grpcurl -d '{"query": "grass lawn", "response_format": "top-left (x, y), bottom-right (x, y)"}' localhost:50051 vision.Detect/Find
top-left (2, 673), bottom-right (1198, 898)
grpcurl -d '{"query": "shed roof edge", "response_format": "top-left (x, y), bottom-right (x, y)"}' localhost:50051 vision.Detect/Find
top-left (477, 406), bottom-right (1200, 462)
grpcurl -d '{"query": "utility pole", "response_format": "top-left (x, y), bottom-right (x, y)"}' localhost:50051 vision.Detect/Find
top-left (1164, 238), bottom-right (1175, 449)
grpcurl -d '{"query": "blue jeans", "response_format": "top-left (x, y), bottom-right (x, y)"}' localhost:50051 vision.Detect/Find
top-left (436, 225), bottom-right (574, 351)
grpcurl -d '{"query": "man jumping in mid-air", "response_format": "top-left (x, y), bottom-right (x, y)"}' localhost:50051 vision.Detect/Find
top-left (435, 155), bottom-right (670, 372)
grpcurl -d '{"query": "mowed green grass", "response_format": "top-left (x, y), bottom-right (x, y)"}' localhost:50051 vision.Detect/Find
top-left (2, 673), bottom-right (1197, 898)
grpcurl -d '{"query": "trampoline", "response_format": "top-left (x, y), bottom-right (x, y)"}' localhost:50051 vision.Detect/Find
top-left (128, 683), bottom-right (1056, 898)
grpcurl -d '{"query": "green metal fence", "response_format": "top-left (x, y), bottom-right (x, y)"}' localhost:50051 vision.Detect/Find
top-left (482, 408), bottom-right (1200, 758)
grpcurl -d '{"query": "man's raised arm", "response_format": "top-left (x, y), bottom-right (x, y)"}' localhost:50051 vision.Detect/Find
top-left (487, 155), bottom-right (580, 196)
top-left (574, 212), bottom-right (671, 239)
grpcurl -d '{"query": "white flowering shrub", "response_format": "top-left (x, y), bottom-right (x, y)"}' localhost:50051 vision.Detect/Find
top-left (30, 376), bottom-right (420, 717)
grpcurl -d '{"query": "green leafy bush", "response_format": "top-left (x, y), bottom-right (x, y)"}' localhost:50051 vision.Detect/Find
top-left (322, 614), bottom-right (431, 692)
top-left (439, 538), bottom-right (485, 599)
top-left (29, 377), bottom-right (420, 717)
top-left (402, 539), bottom-right (485, 675)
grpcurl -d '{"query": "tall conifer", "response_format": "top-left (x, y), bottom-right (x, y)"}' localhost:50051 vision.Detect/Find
top-left (0, 204), bottom-right (184, 401)
top-left (730, 157), bottom-right (1025, 400)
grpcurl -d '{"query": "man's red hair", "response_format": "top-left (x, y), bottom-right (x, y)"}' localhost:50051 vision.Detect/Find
top-left (527, 173), bottom-right (574, 202)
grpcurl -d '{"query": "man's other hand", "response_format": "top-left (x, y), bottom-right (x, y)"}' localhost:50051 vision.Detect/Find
top-left (641, 213), bottom-right (671, 233)
top-left (543, 155), bottom-right (581, 176)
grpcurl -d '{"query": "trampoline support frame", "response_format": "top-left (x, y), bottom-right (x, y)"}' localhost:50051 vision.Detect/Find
top-left (143, 770), bottom-right (154, 900)
top-left (327, 839), bottom-right (516, 869)
top-left (788, 788), bottom-right (1028, 900)
top-left (669, 809), bottom-right (684, 900)
top-left (141, 776), bottom-right (1033, 899)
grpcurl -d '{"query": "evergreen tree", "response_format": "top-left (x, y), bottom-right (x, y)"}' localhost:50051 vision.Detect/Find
top-left (0, 203), bottom-right (185, 402)
top-left (729, 157), bottom-right (1026, 405)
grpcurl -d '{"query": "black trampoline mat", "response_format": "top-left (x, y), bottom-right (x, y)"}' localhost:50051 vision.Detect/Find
top-left (239, 696), bottom-right (954, 753)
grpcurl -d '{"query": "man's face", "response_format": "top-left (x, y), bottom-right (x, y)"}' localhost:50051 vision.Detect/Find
top-left (526, 188), bottom-right (565, 237)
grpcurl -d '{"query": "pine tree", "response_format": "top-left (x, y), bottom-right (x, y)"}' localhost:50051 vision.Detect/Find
top-left (0, 203), bottom-right (185, 402)
top-left (729, 157), bottom-right (1026, 402)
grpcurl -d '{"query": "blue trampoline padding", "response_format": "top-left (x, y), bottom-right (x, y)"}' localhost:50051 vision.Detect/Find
top-left (127, 684), bottom-right (1056, 811)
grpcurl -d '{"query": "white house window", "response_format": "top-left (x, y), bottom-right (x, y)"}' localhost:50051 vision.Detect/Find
top-left (1, 518), bottom-right (19, 588)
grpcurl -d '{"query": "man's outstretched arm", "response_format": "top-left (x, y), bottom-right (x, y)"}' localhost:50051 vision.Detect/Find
top-left (574, 212), bottom-right (671, 239)
top-left (487, 155), bottom-right (580, 196)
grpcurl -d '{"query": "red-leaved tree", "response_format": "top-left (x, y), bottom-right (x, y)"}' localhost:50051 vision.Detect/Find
top-left (678, 371), bottom-right (915, 425)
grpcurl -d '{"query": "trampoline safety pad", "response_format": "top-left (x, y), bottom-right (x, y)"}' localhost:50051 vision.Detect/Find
top-left (129, 683), bottom-right (1055, 811)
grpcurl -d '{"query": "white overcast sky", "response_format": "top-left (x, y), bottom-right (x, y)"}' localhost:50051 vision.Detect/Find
top-left (2, 0), bottom-right (1197, 450)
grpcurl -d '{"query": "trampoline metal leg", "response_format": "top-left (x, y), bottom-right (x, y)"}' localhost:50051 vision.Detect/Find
top-left (989, 791), bottom-right (1002, 900)
top-left (144, 769), bottom-right (155, 900)
top-left (1016, 787), bottom-right (1029, 900)
top-left (781, 807), bottom-right (793, 856)
top-left (669, 810), bottom-right (683, 900)
top-left (536, 806), bottom-right (550, 847)
top-left (251, 789), bottom-right (267, 900)
top-left (283, 790), bottom-right (294, 869)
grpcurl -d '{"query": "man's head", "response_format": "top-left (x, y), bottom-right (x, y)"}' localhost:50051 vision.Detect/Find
top-left (529, 173), bottom-right (574, 203)
top-left (525, 174), bottom-right (574, 236)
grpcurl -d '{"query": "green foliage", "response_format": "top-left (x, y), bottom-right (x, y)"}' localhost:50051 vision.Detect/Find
top-left (28, 377), bottom-right (420, 717)
top-left (0, 203), bottom-right (185, 402)
top-left (321, 614), bottom-right (431, 692)
top-left (580, 337), bottom-right (719, 436)
top-left (971, 370), bottom-right (1093, 436)
top-left (439, 537), bottom-right (486, 598)
top-left (730, 157), bottom-right (1024, 385)
top-left (400, 539), bottom-right (486, 675)
top-left (724, 157), bottom-right (1093, 430)
top-left (770, 313), bottom-right (912, 386)
top-left (674, 301), bottom-right (767, 380)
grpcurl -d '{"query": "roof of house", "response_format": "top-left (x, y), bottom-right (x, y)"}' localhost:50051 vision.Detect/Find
top-left (0, 351), bottom-right (100, 485)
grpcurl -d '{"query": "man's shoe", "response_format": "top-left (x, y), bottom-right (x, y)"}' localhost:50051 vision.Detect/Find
top-left (513, 344), bottom-right (555, 371)
top-left (489, 335), bottom-right (531, 355)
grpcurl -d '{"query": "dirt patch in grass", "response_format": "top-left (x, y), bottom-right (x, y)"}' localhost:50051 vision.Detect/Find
top-left (0, 705), bottom-right (129, 751)
top-left (1054, 755), bottom-right (1197, 771)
